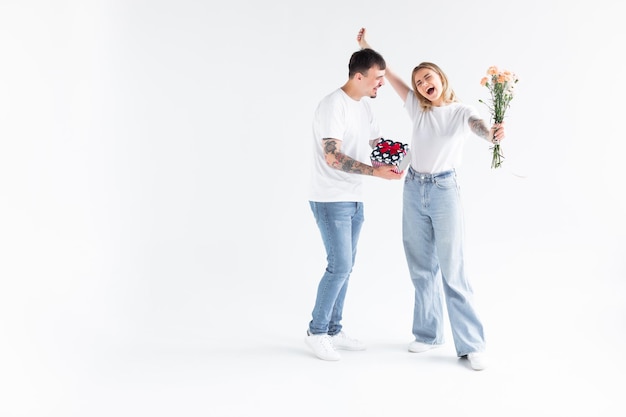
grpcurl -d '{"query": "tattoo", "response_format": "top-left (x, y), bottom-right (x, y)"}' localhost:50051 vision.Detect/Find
top-left (469, 117), bottom-right (490, 140)
top-left (322, 138), bottom-right (374, 176)
top-left (323, 139), bottom-right (339, 155)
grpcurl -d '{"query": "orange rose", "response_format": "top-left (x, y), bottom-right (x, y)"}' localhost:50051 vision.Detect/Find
top-left (487, 66), bottom-right (498, 75)
top-left (480, 77), bottom-right (489, 86)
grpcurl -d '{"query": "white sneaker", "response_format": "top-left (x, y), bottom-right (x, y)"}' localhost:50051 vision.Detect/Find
top-left (330, 331), bottom-right (366, 351)
top-left (466, 352), bottom-right (488, 371)
top-left (408, 340), bottom-right (441, 353)
top-left (305, 332), bottom-right (340, 361)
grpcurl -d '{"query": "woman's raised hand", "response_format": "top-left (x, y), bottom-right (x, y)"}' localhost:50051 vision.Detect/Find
top-left (357, 27), bottom-right (371, 49)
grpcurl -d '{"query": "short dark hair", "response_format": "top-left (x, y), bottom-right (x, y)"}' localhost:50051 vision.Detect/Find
top-left (348, 48), bottom-right (386, 78)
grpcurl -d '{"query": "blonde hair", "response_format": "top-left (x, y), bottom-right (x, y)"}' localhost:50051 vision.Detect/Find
top-left (411, 62), bottom-right (457, 111)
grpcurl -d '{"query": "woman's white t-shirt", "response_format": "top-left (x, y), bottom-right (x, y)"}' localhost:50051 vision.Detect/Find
top-left (404, 92), bottom-right (480, 174)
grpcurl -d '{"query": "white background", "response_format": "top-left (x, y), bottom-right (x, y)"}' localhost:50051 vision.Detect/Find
top-left (1, 1), bottom-right (624, 416)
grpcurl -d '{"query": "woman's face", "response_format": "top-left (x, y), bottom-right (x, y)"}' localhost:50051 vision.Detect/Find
top-left (414, 68), bottom-right (443, 105)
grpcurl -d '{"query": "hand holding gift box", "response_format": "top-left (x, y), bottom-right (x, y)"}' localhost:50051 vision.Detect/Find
top-left (370, 138), bottom-right (410, 173)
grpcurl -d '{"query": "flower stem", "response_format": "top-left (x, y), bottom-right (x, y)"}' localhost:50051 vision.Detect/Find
top-left (491, 144), bottom-right (504, 169)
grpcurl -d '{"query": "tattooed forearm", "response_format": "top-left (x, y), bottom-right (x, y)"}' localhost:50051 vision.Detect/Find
top-left (323, 138), bottom-right (375, 175)
top-left (333, 153), bottom-right (374, 175)
top-left (469, 117), bottom-right (490, 140)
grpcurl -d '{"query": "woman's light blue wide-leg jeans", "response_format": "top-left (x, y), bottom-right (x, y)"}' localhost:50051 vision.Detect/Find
top-left (308, 201), bottom-right (364, 336)
top-left (402, 168), bottom-right (485, 356)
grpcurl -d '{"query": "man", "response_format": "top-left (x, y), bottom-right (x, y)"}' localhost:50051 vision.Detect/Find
top-left (306, 48), bottom-right (403, 361)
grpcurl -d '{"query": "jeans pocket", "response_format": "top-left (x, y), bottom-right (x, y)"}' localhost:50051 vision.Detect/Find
top-left (434, 176), bottom-right (456, 189)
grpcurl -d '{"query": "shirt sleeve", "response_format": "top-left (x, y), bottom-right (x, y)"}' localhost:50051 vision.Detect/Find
top-left (314, 94), bottom-right (346, 141)
top-left (465, 104), bottom-right (481, 121)
top-left (404, 91), bottom-right (420, 119)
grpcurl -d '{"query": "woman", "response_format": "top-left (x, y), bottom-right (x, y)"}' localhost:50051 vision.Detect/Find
top-left (357, 28), bottom-right (504, 371)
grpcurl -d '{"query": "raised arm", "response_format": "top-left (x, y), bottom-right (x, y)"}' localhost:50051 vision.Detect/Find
top-left (322, 138), bottom-right (402, 180)
top-left (357, 27), bottom-right (411, 102)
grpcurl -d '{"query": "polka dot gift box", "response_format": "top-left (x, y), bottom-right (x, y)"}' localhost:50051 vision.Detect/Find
top-left (370, 138), bottom-right (410, 173)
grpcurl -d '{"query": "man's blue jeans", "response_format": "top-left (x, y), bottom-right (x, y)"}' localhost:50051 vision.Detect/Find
top-left (308, 201), bottom-right (364, 336)
top-left (402, 169), bottom-right (485, 356)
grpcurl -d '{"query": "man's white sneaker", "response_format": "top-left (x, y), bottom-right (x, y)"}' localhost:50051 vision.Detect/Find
top-left (408, 340), bottom-right (441, 353)
top-left (466, 351), bottom-right (488, 371)
top-left (305, 332), bottom-right (340, 361)
top-left (330, 331), bottom-right (366, 351)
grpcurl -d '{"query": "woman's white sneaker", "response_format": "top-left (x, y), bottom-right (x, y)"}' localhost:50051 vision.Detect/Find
top-left (304, 332), bottom-right (341, 361)
top-left (466, 351), bottom-right (488, 371)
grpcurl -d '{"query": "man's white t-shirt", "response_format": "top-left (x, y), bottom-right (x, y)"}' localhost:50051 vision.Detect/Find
top-left (404, 92), bottom-right (481, 174)
top-left (309, 88), bottom-right (380, 202)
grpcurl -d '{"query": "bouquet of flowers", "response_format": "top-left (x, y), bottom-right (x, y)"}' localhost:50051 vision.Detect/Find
top-left (370, 138), bottom-right (409, 173)
top-left (479, 66), bottom-right (519, 169)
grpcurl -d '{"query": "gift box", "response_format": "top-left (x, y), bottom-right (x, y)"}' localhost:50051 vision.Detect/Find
top-left (370, 138), bottom-right (410, 173)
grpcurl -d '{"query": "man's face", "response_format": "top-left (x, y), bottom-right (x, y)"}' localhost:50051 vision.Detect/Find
top-left (361, 65), bottom-right (386, 98)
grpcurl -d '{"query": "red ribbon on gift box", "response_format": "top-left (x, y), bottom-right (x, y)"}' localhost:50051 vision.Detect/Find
top-left (377, 140), bottom-right (403, 155)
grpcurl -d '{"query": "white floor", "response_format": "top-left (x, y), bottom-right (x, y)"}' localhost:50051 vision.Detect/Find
top-left (5, 328), bottom-right (623, 417)
top-left (2, 242), bottom-right (624, 417)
